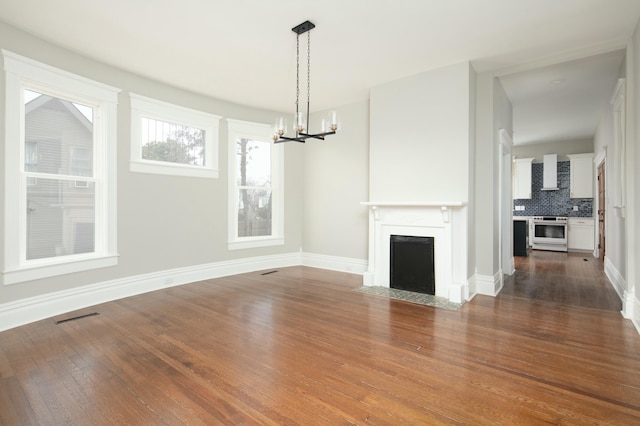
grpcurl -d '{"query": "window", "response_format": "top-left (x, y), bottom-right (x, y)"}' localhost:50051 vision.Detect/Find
top-left (2, 50), bottom-right (119, 285)
top-left (227, 119), bottom-right (283, 250)
top-left (130, 93), bottom-right (221, 178)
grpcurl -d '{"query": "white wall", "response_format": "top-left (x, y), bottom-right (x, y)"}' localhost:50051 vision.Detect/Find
top-left (467, 67), bottom-right (477, 280)
top-left (301, 101), bottom-right (369, 261)
top-left (474, 73), bottom-right (513, 280)
top-left (369, 62), bottom-right (473, 203)
top-left (474, 73), bottom-right (493, 279)
top-left (626, 17), bottom-right (640, 329)
top-left (594, 17), bottom-right (640, 331)
top-left (0, 21), bottom-right (304, 305)
top-left (594, 87), bottom-right (625, 283)
top-left (493, 79), bottom-right (514, 273)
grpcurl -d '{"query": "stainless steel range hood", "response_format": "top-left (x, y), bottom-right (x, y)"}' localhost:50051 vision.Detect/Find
top-left (541, 154), bottom-right (559, 190)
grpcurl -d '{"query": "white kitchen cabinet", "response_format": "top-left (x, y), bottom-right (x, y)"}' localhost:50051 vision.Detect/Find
top-left (513, 158), bottom-right (533, 199)
top-left (568, 218), bottom-right (595, 251)
top-left (567, 153), bottom-right (594, 198)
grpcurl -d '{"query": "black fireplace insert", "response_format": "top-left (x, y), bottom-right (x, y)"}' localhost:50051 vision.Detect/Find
top-left (390, 235), bottom-right (435, 295)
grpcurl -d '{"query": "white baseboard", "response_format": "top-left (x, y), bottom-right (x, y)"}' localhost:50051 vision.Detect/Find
top-left (0, 252), bottom-right (302, 332)
top-left (627, 296), bottom-right (640, 335)
top-left (475, 271), bottom-right (502, 297)
top-left (301, 252), bottom-right (368, 274)
top-left (602, 258), bottom-right (640, 335)
top-left (604, 256), bottom-right (626, 301)
top-left (467, 275), bottom-right (477, 300)
top-left (448, 283), bottom-right (466, 304)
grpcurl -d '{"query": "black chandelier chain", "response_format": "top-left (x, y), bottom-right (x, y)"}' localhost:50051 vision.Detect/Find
top-left (295, 31), bottom-right (300, 126)
top-left (306, 30), bottom-right (311, 131)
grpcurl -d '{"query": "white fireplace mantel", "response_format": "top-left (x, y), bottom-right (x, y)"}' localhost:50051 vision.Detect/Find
top-left (361, 201), bottom-right (467, 224)
top-left (361, 201), bottom-right (466, 207)
top-left (361, 201), bottom-right (469, 303)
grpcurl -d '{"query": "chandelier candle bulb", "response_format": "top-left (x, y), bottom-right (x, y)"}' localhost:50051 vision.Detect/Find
top-left (295, 112), bottom-right (305, 132)
top-left (330, 111), bottom-right (338, 131)
top-left (273, 119), bottom-right (284, 137)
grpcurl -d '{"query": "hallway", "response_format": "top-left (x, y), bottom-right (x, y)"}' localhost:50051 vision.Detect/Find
top-left (501, 250), bottom-right (622, 312)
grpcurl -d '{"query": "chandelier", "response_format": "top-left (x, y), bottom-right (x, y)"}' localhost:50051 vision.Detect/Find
top-left (273, 20), bottom-right (338, 143)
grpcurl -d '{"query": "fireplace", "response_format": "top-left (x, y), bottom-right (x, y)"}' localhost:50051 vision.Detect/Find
top-left (361, 202), bottom-right (468, 303)
top-left (390, 235), bottom-right (435, 294)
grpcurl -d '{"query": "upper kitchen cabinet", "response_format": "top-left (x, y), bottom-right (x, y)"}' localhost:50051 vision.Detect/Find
top-left (513, 157), bottom-right (533, 199)
top-left (567, 153), bottom-right (594, 198)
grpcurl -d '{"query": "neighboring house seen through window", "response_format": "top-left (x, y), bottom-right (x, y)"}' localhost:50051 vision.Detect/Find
top-left (25, 141), bottom-right (38, 185)
top-left (70, 146), bottom-right (92, 188)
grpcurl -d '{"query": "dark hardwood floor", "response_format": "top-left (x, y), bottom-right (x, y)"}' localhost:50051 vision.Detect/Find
top-left (503, 249), bottom-right (622, 312)
top-left (1, 259), bottom-right (639, 424)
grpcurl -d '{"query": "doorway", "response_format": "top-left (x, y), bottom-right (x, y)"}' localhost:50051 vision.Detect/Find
top-left (498, 50), bottom-right (626, 282)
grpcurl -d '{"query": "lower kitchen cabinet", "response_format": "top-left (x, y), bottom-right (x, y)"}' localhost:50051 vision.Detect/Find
top-left (568, 218), bottom-right (595, 251)
top-left (513, 219), bottom-right (528, 256)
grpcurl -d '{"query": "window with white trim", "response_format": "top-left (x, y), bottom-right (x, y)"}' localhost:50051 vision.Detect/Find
top-left (227, 119), bottom-right (283, 250)
top-left (2, 50), bottom-right (119, 285)
top-left (130, 93), bottom-right (221, 178)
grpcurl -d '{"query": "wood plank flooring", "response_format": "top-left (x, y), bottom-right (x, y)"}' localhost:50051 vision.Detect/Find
top-left (503, 250), bottom-right (622, 312)
top-left (1, 259), bottom-right (639, 424)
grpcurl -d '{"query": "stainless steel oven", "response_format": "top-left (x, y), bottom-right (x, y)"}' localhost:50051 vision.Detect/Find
top-left (532, 216), bottom-right (568, 252)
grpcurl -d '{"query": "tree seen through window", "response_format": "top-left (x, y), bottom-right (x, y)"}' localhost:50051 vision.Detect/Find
top-left (237, 138), bottom-right (272, 237)
top-left (141, 117), bottom-right (205, 166)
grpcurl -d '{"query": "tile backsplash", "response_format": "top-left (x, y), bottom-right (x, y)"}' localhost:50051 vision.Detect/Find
top-left (513, 161), bottom-right (593, 217)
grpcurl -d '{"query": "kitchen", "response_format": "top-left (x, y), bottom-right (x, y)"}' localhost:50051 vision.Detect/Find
top-left (512, 142), bottom-right (596, 256)
top-left (498, 51), bottom-right (625, 264)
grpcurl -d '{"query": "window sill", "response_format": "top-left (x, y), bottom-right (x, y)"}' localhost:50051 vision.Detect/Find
top-left (130, 160), bottom-right (219, 179)
top-left (228, 237), bottom-right (284, 251)
top-left (2, 254), bottom-right (119, 285)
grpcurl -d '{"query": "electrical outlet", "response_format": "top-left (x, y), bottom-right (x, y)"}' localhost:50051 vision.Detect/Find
top-left (573, 206), bottom-right (579, 211)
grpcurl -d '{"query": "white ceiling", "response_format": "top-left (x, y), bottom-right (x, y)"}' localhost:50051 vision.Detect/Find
top-left (499, 50), bottom-right (626, 145)
top-left (1, 0), bottom-right (639, 145)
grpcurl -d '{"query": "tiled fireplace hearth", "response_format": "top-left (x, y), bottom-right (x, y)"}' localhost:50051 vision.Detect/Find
top-left (361, 202), bottom-right (468, 304)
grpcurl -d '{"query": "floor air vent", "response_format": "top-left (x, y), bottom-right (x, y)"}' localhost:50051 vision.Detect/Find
top-left (55, 312), bottom-right (99, 324)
